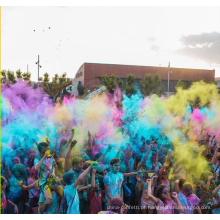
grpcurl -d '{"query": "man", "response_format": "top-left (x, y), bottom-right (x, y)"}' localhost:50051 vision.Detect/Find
top-left (104, 158), bottom-right (137, 210)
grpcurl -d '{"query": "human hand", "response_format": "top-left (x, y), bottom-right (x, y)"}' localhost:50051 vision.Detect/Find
top-left (14, 204), bottom-right (18, 214)
top-left (70, 140), bottom-right (77, 149)
top-left (92, 168), bottom-right (97, 174)
top-left (171, 192), bottom-right (178, 199)
top-left (146, 179), bottom-right (152, 184)
top-left (18, 180), bottom-right (24, 188)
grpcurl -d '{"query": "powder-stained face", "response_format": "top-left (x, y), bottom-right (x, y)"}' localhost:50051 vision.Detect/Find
top-left (13, 156), bottom-right (20, 165)
top-left (112, 162), bottom-right (120, 173)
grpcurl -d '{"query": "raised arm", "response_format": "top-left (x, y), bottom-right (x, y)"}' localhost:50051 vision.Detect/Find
top-left (212, 184), bottom-right (220, 196)
top-left (18, 180), bottom-right (38, 190)
top-left (64, 140), bottom-right (77, 172)
top-left (147, 179), bottom-right (159, 204)
top-left (35, 154), bottom-right (46, 171)
top-left (171, 192), bottom-right (185, 213)
top-left (91, 168), bottom-right (96, 188)
top-left (174, 179), bottom-right (180, 194)
top-left (74, 165), bottom-right (92, 188)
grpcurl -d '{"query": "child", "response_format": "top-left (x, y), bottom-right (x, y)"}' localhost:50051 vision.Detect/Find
top-left (34, 142), bottom-right (63, 210)
top-left (87, 168), bottom-right (103, 214)
top-left (174, 179), bottom-right (201, 214)
top-left (147, 179), bottom-right (184, 214)
top-left (62, 164), bottom-right (93, 214)
top-left (1, 176), bottom-right (18, 214)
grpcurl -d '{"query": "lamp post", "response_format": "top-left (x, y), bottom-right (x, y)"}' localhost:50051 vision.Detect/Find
top-left (36, 55), bottom-right (42, 88)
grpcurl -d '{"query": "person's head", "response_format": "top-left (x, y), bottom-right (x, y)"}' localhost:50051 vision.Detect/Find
top-left (205, 153), bottom-right (213, 162)
top-left (182, 182), bottom-right (193, 197)
top-left (12, 164), bottom-right (27, 180)
top-left (60, 139), bottom-right (67, 147)
top-left (162, 171), bottom-right (168, 180)
top-left (30, 166), bottom-right (38, 179)
top-left (63, 171), bottom-right (76, 185)
top-left (155, 185), bottom-right (170, 203)
top-left (109, 196), bottom-right (123, 214)
top-left (13, 156), bottom-right (20, 165)
top-left (71, 156), bottom-right (84, 171)
top-left (28, 153), bottom-right (37, 164)
top-left (1, 176), bottom-right (7, 191)
top-left (37, 142), bottom-right (49, 156)
top-left (27, 148), bottom-right (37, 157)
top-left (110, 158), bottom-right (120, 173)
top-left (179, 178), bottom-right (187, 191)
top-left (57, 158), bottom-right (65, 171)
top-left (151, 152), bottom-right (158, 163)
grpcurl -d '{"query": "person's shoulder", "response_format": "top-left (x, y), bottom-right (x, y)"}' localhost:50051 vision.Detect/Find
top-left (117, 172), bottom-right (123, 178)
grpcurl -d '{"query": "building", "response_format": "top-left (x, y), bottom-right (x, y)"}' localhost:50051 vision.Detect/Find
top-left (215, 77), bottom-right (220, 89)
top-left (74, 63), bottom-right (215, 92)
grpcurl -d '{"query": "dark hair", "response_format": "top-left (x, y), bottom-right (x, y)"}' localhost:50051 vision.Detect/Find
top-left (155, 184), bottom-right (168, 204)
top-left (1, 176), bottom-right (6, 185)
top-left (205, 153), bottom-right (213, 160)
top-left (110, 158), bottom-right (120, 166)
top-left (63, 171), bottom-right (75, 185)
top-left (37, 142), bottom-right (49, 153)
top-left (109, 196), bottom-right (123, 213)
top-left (94, 153), bottom-right (102, 161)
top-left (179, 178), bottom-right (187, 190)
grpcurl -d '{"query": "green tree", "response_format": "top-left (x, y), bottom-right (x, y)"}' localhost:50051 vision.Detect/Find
top-left (124, 73), bottom-right (136, 96)
top-left (6, 70), bottom-right (16, 84)
top-left (175, 80), bottom-right (188, 91)
top-left (42, 73), bottom-right (72, 97)
top-left (102, 74), bottom-right (123, 93)
top-left (16, 69), bottom-right (23, 78)
top-left (22, 72), bottom-right (31, 81)
top-left (140, 73), bottom-right (165, 96)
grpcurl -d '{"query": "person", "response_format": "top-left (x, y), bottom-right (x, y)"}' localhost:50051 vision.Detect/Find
top-left (62, 164), bottom-right (94, 214)
top-left (34, 142), bottom-right (63, 212)
top-left (19, 167), bottom-right (40, 214)
top-left (104, 158), bottom-right (136, 210)
top-left (147, 179), bottom-right (184, 214)
top-left (87, 168), bottom-right (103, 214)
top-left (137, 173), bottom-right (157, 214)
top-left (1, 176), bottom-right (18, 214)
top-left (174, 179), bottom-right (201, 214)
top-left (212, 183), bottom-right (220, 214)
top-left (98, 196), bottom-right (128, 214)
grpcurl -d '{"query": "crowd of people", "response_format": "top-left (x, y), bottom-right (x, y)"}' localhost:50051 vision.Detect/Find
top-left (1, 127), bottom-right (220, 214)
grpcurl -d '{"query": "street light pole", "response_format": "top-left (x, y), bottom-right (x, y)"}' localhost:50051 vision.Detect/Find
top-left (36, 55), bottom-right (42, 88)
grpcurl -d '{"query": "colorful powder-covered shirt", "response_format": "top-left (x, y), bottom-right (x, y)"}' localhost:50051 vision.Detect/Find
top-left (177, 192), bottom-right (200, 214)
top-left (34, 156), bottom-right (56, 186)
top-left (156, 199), bottom-right (177, 214)
top-left (64, 183), bottom-right (80, 214)
top-left (104, 171), bottom-right (124, 201)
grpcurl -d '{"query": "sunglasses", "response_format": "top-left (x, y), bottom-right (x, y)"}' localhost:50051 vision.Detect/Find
top-left (162, 190), bottom-right (170, 194)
